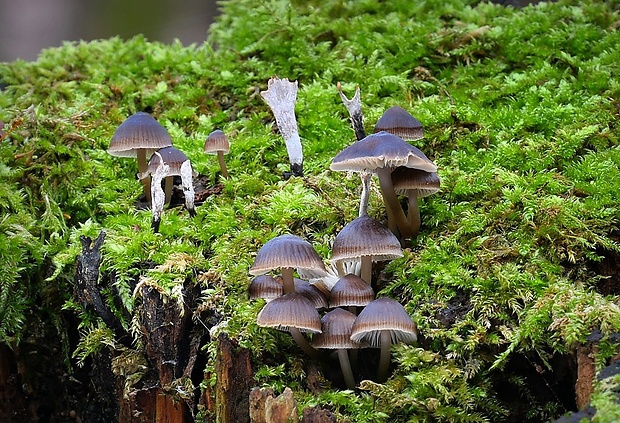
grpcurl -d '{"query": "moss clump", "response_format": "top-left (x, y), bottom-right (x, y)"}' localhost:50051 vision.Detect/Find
top-left (1, 0), bottom-right (620, 421)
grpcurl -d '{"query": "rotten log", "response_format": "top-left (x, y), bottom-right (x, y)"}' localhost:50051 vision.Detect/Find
top-left (74, 230), bottom-right (132, 347)
top-left (215, 332), bottom-right (253, 423)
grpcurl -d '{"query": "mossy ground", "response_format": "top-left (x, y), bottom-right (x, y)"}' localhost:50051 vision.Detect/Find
top-left (1, 0), bottom-right (620, 421)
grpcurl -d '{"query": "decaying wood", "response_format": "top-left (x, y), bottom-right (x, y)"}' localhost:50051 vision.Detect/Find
top-left (575, 343), bottom-right (596, 410)
top-left (215, 332), bottom-right (253, 423)
top-left (265, 387), bottom-right (298, 423)
top-left (74, 231), bottom-right (132, 347)
top-left (301, 406), bottom-right (337, 423)
top-left (249, 387), bottom-right (275, 423)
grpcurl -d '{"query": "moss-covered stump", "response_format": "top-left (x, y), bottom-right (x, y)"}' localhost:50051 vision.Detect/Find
top-left (2, 0), bottom-right (620, 421)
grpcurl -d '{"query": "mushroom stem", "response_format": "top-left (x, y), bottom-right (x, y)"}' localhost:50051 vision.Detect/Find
top-left (407, 191), bottom-right (421, 238)
top-left (290, 327), bottom-right (320, 359)
top-left (281, 267), bottom-right (295, 294)
top-left (137, 148), bottom-right (152, 203)
top-left (360, 255), bottom-right (372, 285)
top-left (164, 176), bottom-right (174, 204)
top-left (180, 161), bottom-right (196, 217)
top-left (377, 330), bottom-right (392, 383)
top-left (217, 151), bottom-right (229, 178)
top-left (375, 167), bottom-right (413, 245)
top-left (359, 173), bottom-right (371, 217)
top-left (336, 82), bottom-right (366, 141)
top-left (337, 349), bottom-right (356, 390)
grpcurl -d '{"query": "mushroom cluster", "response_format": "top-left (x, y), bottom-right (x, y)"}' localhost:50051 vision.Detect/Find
top-left (249, 221), bottom-right (416, 388)
top-left (107, 112), bottom-right (233, 232)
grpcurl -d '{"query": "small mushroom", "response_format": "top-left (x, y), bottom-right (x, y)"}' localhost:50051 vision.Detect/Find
top-left (373, 106), bottom-right (424, 140)
top-left (329, 273), bottom-right (375, 313)
top-left (249, 234), bottom-right (327, 294)
top-left (108, 112), bottom-right (173, 204)
top-left (330, 215), bottom-right (402, 285)
top-left (391, 167), bottom-right (441, 237)
top-left (204, 129), bottom-right (230, 178)
top-left (249, 275), bottom-right (283, 302)
top-left (257, 292), bottom-right (322, 358)
top-left (138, 146), bottom-right (196, 232)
top-left (312, 308), bottom-right (366, 390)
top-left (330, 131), bottom-right (437, 245)
top-left (260, 76), bottom-right (304, 178)
top-left (350, 297), bottom-right (418, 382)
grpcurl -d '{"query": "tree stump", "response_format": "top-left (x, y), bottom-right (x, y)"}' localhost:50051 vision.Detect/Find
top-left (215, 332), bottom-right (253, 423)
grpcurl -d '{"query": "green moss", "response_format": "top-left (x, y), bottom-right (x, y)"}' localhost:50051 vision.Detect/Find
top-left (1, 0), bottom-right (620, 421)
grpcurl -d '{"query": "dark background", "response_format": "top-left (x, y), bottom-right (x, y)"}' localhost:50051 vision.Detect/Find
top-left (0, 0), bottom-right (219, 62)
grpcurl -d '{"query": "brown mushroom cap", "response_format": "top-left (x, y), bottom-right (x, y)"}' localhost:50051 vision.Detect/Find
top-left (350, 297), bottom-right (418, 347)
top-left (312, 308), bottom-right (367, 349)
top-left (373, 106), bottom-right (424, 141)
top-left (256, 292), bottom-right (322, 333)
top-left (250, 234), bottom-right (327, 276)
top-left (204, 129), bottom-right (230, 154)
top-left (249, 275), bottom-right (283, 301)
top-left (108, 112), bottom-right (173, 158)
top-left (331, 215), bottom-right (402, 263)
top-left (329, 274), bottom-right (375, 308)
top-left (143, 146), bottom-right (190, 176)
top-left (391, 167), bottom-right (441, 197)
top-left (330, 131), bottom-right (437, 174)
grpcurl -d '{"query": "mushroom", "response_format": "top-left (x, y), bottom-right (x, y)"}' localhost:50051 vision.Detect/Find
top-left (391, 167), bottom-right (441, 237)
top-left (329, 273), bottom-right (375, 313)
top-left (249, 234), bottom-right (327, 295)
top-left (330, 131), bottom-right (437, 245)
top-left (330, 214), bottom-right (402, 285)
top-left (249, 275), bottom-right (283, 302)
top-left (204, 129), bottom-right (230, 178)
top-left (336, 82), bottom-right (372, 217)
top-left (312, 308), bottom-right (366, 390)
top-left (108, 112), bottom-right (173, 204)
top-left (350, 297), bottom-right (418, 382)
top-left (257, 292), bottom-right (322, 358)
top-left (373, 106), bottom-right (424, 141)
top-left (138, 146), bottom-right (196, 232)
top-left (260, 76), bottom-right (304, 178)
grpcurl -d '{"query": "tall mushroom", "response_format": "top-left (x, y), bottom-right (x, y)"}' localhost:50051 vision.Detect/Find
top-left (249, 234), bottom-right (327, 295)
top-left (204, 129), bottom-right (230, 179)
top-left (257, 292), bottom-right (322, 358)
top-left (138, 146), bottom-right (196, 232)
top-left (108, 112), bottom-right (173, 204)
top-left (312, 308), bottom-right (366, 390)
top-left (330, 131), bottom-right (437, 245)
top-left (260, 76), bottom-right (304, 178)
top-left (391, 167), bottom-right (441, 237)
top-left (350, 297), bottom-right (418, 382)
top-left (330, 214), bottom-right (402, 285)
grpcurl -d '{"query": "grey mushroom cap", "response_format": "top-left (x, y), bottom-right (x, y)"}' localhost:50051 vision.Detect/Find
top-left (204, 129), bottom-right (230, 154)
top-left (312, 308), bottom-right (368, 349)
top-left (350, 297), bottom-right (418, 347)
top-left (373, 106), bottom-right (424, 141)
top-left (329, 273), bottom-right (375, 308)
top-left (108, 112), bottom-right (173, 158)
top-left (331, 215), bottom-right (403, 262)
top-left (250, 234), bottom-right (327, 276)
top-left (142, 146), bottom-right (190, 177)
top-left (330, 131), bottom-right (437, 174)
top-left (249, 275), bottom-right (283, 301)
top-left (391, 167), bottom-right (441, 197)
top-left (256, 292), bottom-right (322, 333)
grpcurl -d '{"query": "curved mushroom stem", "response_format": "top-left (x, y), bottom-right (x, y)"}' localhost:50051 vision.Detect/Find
top-left (360, 255), bottom-right (372, 285)
top-left (375, 167), bottom-right (413, 246)
top-left (407, 190), bottom-right (421, 238)
top-left (281, 267), bottom-right (295, 294)
top-left (217, 151), bottom-right (229, 179)
top-left (377, 330), bottom-right (392, 383)
top-left (289, 327), bottom-right (320, 359)
top-left (337, 349), bottom-right (356, 390)
top-left (359, 173), bottom-right (371, 217)
top-left (180, 161), bottom-right (196, 217)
